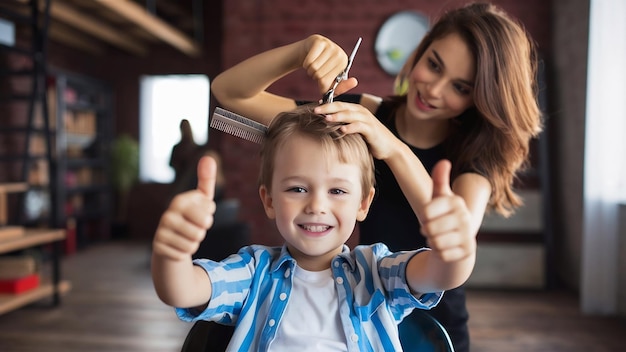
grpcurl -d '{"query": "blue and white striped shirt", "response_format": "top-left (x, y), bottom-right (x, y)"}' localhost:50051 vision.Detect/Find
top-left (176, 243), bottom-right (442, 351)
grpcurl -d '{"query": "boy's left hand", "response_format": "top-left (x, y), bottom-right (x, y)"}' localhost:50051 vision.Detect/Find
top-left (420, 160), bottom-right (477, 262)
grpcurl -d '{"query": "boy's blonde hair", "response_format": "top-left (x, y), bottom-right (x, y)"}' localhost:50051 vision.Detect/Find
top-left (259, 104), bottom-right (375, 199)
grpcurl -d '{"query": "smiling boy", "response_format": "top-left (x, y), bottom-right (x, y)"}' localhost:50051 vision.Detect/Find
top-left (151, 105), bottom-right (476, 351)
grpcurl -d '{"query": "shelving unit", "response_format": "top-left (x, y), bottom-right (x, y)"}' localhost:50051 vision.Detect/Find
top-left (0, 0), bottom-right (55, 226)
top-left (0, 228), bottom-right (71, 315)
top-left (48, 69), bottom-right (113, 248)
top-left (0, 183), bottom-right (70, 316)
top-left (0, 1), bottom-right (71, 315)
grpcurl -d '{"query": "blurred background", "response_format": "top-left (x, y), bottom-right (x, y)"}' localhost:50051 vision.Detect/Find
top-left (0, 0), bottom-right (624, 351)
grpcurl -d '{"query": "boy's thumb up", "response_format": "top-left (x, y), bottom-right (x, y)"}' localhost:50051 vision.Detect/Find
top-left (432, 159), bottom-right (453, 199)
top-left (197, 155), bottom-right (217, 200)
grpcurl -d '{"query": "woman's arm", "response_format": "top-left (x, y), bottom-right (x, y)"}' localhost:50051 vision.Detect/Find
top-left (211, 34), bottom-right (355, 126)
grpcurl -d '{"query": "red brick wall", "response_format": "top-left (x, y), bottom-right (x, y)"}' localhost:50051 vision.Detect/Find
top-left (216, 0), bottom-right (552, 246)
top-left (2, 2), bottom-right (224, 238)
top-left (0, 52), bottom-right (33, 182)
top-left (2, 1), bottom-right (551, 244)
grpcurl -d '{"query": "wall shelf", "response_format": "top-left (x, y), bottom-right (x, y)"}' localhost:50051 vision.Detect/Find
top-left (0, 228), bottom-right (65, 253)
top-left (49, 69), bottom-right (113, 247)
top-left (0, 280), bottom-right (71, 316)
top-left (0, 0), bottom-right (70, 316)
top-left (0, 223), bottom-right (70, 316)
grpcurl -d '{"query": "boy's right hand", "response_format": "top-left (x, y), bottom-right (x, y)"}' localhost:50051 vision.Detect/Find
top-left (152, 156), bottom-right (218, 261)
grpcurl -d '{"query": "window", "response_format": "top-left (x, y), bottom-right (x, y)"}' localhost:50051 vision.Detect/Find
top-left (581, 0), bottom-right (626, 314)
top-left (139, 74), bottom-right (209, 183)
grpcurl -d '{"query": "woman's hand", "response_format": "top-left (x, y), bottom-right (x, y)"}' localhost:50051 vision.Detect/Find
top-left (301, 35), bottom-right (359, 95)
top-left (314, 101), bottom-right (402, 161)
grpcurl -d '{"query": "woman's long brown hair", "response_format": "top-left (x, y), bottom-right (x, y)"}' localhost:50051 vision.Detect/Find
top-left (393, 2), bottom-right (543, 216)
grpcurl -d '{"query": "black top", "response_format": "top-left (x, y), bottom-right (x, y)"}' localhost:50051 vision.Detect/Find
top-left (359, 99), bottom-right (446, 251)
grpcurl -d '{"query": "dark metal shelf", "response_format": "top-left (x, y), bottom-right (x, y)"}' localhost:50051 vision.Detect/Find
top-left (0, 68), bottom-right (36, 77)
top-left (0, 43), bottom-right (35, 57)
top-left (0, 0), bottom-right (65, 311)
top-left (0, 6), bottom-right (37, 25)
top-left (65, 184), bottom-right (111, 195)
top-left (66, 158), bottom-right (106, 168)
top-left (64, 101), bottom-right (106, 113)
top-left (0, 126), bottom-right (53, 134)
top-left (0, 154), bottom-right (49, 162)
top-left (0, 93), bottom-right (39, 102)
top-left (69, 208), bottom-right (111, 221)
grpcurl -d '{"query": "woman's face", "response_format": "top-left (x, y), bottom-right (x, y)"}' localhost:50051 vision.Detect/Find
top-left (406, 32), bottom-right (476, 122)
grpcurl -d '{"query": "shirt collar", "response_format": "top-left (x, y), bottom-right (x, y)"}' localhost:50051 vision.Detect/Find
top-left (269, 245), bottom-right (297, 273)
top-left (336, 244), bottom-right (356, 271)
top-left (269, 244), bottom-right (354, 273)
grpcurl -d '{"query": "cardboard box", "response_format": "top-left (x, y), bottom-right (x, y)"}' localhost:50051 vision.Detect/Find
top-left (0, 255), bottom-right (37, 279)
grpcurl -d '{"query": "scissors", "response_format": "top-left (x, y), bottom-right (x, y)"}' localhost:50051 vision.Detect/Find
top-left (322, 37), bottom-right (362, 104)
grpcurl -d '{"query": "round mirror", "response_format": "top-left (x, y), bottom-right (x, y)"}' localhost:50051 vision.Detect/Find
top-left (375, 11), bottom-right (429, 75)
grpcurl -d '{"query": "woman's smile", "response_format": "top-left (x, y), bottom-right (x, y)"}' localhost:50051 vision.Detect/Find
top-left (415, 91), bottom-right (436, 112)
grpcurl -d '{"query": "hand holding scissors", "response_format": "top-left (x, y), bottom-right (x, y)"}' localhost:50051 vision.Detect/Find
top-left (322, 37), bottom-right (362, 104)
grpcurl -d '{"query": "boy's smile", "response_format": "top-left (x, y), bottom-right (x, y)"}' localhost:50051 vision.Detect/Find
top-left (298, 223), bottom-right (332, 236)
top-left (259, 133), bottom-right (374, 271)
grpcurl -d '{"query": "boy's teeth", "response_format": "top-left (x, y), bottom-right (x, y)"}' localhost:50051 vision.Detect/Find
top-left (302, 225), bottom-right (329, 232)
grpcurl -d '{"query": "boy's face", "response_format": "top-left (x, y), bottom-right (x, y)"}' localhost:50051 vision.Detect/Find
top-left (259, 134), bottom-right (374, 271)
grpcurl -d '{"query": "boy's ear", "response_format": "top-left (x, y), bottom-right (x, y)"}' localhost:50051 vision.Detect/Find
top-left (259, 185), bottom-right (276, 219)
top-left (356, 187), bottom-right (375, 222)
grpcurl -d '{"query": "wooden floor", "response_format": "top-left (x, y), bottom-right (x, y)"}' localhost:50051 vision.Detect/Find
top-left (0, 240), bottom-right (624, 352)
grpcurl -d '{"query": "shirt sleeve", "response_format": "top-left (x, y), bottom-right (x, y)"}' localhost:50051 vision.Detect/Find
top-left (374, 244), bottom-right (443, 318)
top-left (175, 247), bottom-right (257, 324)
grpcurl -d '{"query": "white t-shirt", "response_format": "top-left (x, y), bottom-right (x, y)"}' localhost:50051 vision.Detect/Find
top-left (270, 266), bottom-right (347, 351)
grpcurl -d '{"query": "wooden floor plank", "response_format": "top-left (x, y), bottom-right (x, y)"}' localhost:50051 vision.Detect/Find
top-left (467, 289), bottom-right (625, 352)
